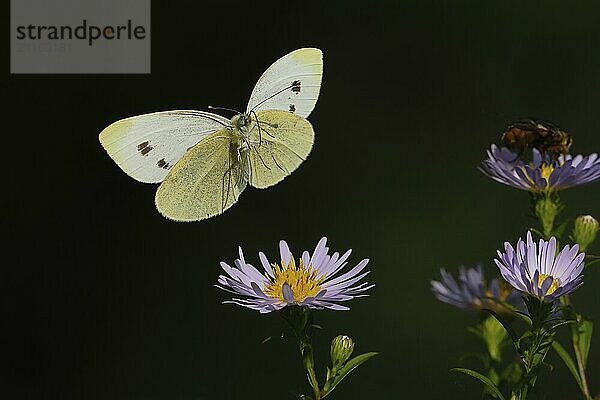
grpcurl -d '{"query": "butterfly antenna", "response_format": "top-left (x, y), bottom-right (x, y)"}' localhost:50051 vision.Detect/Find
top-left (208, 105), bottom-right (242, 114)
top-left (249, 83), bottom-right (295, 113)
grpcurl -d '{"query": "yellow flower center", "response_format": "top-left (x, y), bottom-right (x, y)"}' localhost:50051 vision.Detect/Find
top-left (540, 163), bottom-right (554, 182)
top-left (262, 258), bottom-right (325, 302)
top-left (537, 273), bottom-right (560, 296)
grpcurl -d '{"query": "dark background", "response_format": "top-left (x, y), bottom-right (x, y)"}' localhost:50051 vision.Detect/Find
top-left (5, 1), bottom-right (600, 399)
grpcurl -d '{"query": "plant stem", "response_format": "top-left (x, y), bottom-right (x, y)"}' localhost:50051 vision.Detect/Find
top-left (300, 336), bottom-right (321, 400)
top-left (283, 306), bottom-right (322, 400)
top-left (533, 195), bottom-right (591, 399)
top-left (561, 295), bottom-right (592, 400)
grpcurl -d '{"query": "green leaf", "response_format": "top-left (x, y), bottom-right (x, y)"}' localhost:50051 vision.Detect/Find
top-left (574, 318), bottom-right (593, 369)
top-left (585, 254), bottom-right (600, 267)
top-left (500, 361), bottom-right (523, 385)
top-left (529, 227), bottom-right (545, 239)
top-left (549, 320), bottom-right (576, 331)
top-left (514, 310), bottom-right (533, 325)
top-left (484, 309), bottom-right (521, 355)
top-left (450, 368), bottom-right (507, 400)
top-left (585, 258), bottom-right (600, 267)
top-left (554, 218), bottom-right (570, 239)
top-left (321, 352), bottom-right (377, 398)
top-left (552, 341), bottom-right (584, 393)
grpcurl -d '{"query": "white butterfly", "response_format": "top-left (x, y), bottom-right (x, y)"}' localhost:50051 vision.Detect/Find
top-left (99, 48), bottom-right (323, 221)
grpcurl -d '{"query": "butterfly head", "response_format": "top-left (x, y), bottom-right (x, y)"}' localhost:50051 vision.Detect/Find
top-left (231, 113), bottom-right (252, 131)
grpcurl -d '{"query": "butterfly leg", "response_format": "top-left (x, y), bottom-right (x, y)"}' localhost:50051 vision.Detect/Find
top-left (270, 150), bottom-right (287, 173)
top-left (221, 155), bottom-right (234, 213)
top-left (251, 146), bottom-right (271, 171)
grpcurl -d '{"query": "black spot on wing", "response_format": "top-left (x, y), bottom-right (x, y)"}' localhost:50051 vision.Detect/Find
top-left (289, 104), bottom-right (296, 113)
top-left (157, 158), bottom-right (171, 169)
top-left (291, 80), bottom-right (301, 93)
top-left (138, 141), bottom-right (153, 156)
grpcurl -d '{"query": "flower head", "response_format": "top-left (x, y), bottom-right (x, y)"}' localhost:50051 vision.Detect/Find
top-left (481, 145), bottom-right (600, 192)
top-left (217, 237), bottom-right (373, 313)
top-left (431, 265), bottom-right (522, 313)
top-left (494, 231), bottom-right (585, 301)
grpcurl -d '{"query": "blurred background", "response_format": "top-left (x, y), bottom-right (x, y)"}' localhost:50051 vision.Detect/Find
top-left (5, 1), bottom-right (600, 399)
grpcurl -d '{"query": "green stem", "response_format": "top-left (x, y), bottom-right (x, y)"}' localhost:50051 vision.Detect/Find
top-left (283, 306), bottom-right (322, 400)
top-left (561, 295), bottom-right (592, 400)
top-left (533, 197), bottom-right (592, 400)
top-left (300, 337), bottom-right (321, 400)
top-left (514, 297), bottom-right (556, 399)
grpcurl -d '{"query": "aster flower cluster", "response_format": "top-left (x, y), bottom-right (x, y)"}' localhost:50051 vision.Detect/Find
top-left (435, 124), bottom-right (599, 400)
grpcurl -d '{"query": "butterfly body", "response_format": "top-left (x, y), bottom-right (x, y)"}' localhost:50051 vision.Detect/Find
top-left (99, 48), bottom-right (323, 221)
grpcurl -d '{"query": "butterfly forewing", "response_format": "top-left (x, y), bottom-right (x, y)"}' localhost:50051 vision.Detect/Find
top-left (155, 130), bottom-right (247, 221)
top-left (248, 110), bottom-right (314, 189)
top-left (99, 110), bottom-right (229, 183)
top-left (246, 48), bottom-right (323, 118)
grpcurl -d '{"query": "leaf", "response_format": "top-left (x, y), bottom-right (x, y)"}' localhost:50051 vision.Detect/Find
top-left (549, 320), bottom-right (576, 331)
top-left (584, 254), bottom-right (600, 267)
top-left (529, 227), bottom-right (545, 239)
top-left (554, 218), bottom-right (570, 239)
top-left (484, 309), bottom-right (521, 354)
top-left (552, 341), bottom-right (584, 393)
top-left (585, 259), bottom-right (600, 267)
top-left (514, 310), bottom-right (534, 325)
top-left (450, 368), bottom-right (507, 400)
top-left (321, 352), bottom-right (377, 398)
top-left (574, 318), bottom-right (593, 369)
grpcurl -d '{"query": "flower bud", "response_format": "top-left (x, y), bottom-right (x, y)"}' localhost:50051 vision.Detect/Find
top-left (573, 215), bottom-right (599, 252)
top-left (330, 335), bottom-right (354, 368)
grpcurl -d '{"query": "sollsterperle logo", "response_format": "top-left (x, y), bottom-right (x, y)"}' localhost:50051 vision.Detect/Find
top-left (11, 0), bottom-right (151, 74)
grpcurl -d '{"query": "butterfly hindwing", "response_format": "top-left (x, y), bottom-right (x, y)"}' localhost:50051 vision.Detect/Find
top-left (155, 130), bottom-right (247, 221)
top-left (247, 110), bottom-right (314, 189)
top-left (99, 110), bottom-right (229, 183)
top-left (246, 48), bottom-right (323, 118)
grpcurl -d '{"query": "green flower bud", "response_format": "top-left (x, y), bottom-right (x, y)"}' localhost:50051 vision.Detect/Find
top-left (330, 335), bottom-right (354, 368)
top-left (573, 215), bottom-right (599, 252)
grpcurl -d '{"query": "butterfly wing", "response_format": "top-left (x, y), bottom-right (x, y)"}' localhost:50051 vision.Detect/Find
top-left (99, 110), bottom-right (230, 183)
top-left (247, 110), bottom-right (314, 189)
top-left (246, 48), bottom-right (323, 118)
top-left (155, 129), bottom-right (247, 221)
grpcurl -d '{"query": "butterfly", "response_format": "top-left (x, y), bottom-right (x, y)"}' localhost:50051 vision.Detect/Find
top-left (99, 48), bottom-right (323, 221)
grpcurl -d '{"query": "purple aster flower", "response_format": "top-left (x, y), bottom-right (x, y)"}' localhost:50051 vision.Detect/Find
top-left (216, 237), bottom-right (374, 313)
top-left (481, 144), bottom-right (600, 192)
top-left (494, 231), bottom-right (585, 302)
top-left (431, 265), bottom-right (522, 313)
